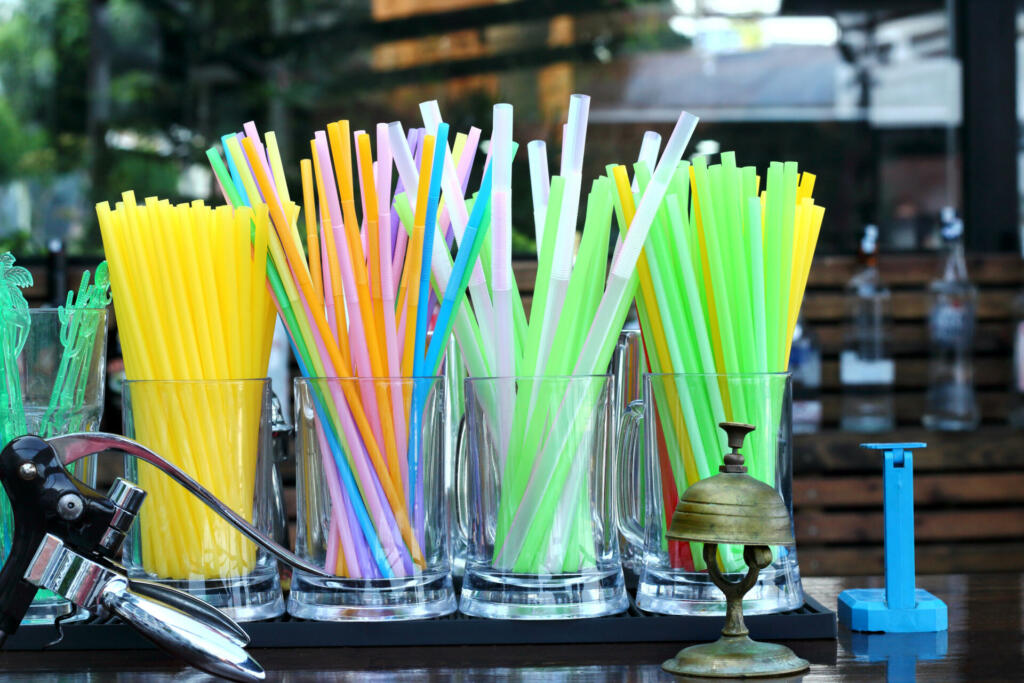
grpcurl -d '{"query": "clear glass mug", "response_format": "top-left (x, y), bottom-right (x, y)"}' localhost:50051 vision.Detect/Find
top-left (121, 378), bottom-right (283, 621)
top-left (618, 372), bottom-right (803, 615)
top-left (459, 374), bottom-right (628, 619)
top-left (288, 375), bottom-right (455, 621)
top-left (1, 307), bottom-right (107, 623)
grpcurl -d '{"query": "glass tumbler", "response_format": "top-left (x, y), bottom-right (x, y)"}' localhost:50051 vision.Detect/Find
top-left (1, 307), bottom-right (107, 624)
top-left (288, 375), bottom-right (455, 621)
top-left (459, 374), bottom-right (627, 619)
top-left (122, 378), bottom-right (283, 621)
top-left (619, 372), bottom-right (803, 615)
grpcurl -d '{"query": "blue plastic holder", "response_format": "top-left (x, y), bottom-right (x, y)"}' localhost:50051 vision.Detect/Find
top-left (849, 631), bottom-right (948, 682)
top-left (837, 442), bottom-right (948, 633)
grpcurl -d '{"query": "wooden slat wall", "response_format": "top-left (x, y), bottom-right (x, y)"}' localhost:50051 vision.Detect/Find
top-left (790, 253), bottom-right (1024, 576)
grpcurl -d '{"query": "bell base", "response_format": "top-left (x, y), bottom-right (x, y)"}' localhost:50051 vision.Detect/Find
top-left (662, 634), bottom-right (809, 678)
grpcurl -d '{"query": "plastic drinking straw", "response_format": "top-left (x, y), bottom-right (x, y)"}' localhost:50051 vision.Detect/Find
top-left (300, 160), bottom-right (324, 302)
top-left (501, 112), bottom-right (696, 571)
top-left (423, 163), bottom-right (494, 376)
top-left (313, 415), bottom-right (360, 577)
top-left (762, 161), bottom-right (784, 375)
top-left (97, 197), bottom-right (274, 575)
top-left (311, 137), bottom-right (348, 355)
top-left (400, 134), bottom-right (435, 378)
top-left (532, 94), bottom-right (589, 377)
top-left (355, 131), bottom-right (403, 483)
top-left (325, 124), bottom-right (388, 387)
top-left (375, 124), bottom-right (409, 467)
top-left (435, 128), bottom-right (476, 247)
top-left (612, 165), bottom-right (702, 484)
top-left (575, 110), bottom-right (699, 376)
top-left (387, 123), bottom-right (419, 284)
top-left (512, 181), bottom-right (614, 571)
top-left (389, 127), bottom-right (418, 255)
top-left (495, 176), bottom-right (565, 535)
top-left (776, 161), bottom-right (799, 366)
top-left (633, 131), bottom-right (661, 192)
top-left (408, 123), bottom-right (449, 533)
top-left (239, 141), bottom-right (423, 567)
top-left (314, 133), bottom-right (392, 478)
top-left (489, 104), bottom-right (517, 472)
top-left (527, 140), bottom-right (550, 254)
top-left (453, 126), bottom-right (481, 201)
top-left (218, 144), bottom-right (409, 577)
top-left (419, 103), bottom-right (495, 361)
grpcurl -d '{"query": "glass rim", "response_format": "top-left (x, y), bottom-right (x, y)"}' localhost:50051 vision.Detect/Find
top-left (643, 371), bottom-right (791, 379)
top-left (295, 375), bottom-right (443, 383)
top-left (30, 306), bottom-right (109, 313)
top-left (124, 377), bottom-right (271, 385)
top-left (465, 373), bottom-right (612, 383)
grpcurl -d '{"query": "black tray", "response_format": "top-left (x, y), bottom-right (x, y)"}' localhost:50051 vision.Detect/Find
top-left (4, 594), bottom-right (835, 650)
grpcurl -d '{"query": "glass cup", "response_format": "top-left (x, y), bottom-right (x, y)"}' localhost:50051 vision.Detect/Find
top-left (288, 375), bottom-right (454, 621)
top-left (619, 372), bottom-right (803, 615)
top-left (459, 374), bottom-right (628, 620)
top-left (1, 307), bottom-right (107, 624)
top-left (121, 378), bottom-right (283, 621)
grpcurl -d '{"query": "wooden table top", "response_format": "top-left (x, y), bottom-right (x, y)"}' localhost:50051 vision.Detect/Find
top-left (1, 572), bottom-right (1019, 681)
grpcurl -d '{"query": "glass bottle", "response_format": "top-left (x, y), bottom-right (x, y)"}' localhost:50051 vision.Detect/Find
top-left (840, 225), bottom-right (896, 432)
top-left (789, 314), bottom-right (822, 434)
top-left (923, 207), bottom-right (979, 430)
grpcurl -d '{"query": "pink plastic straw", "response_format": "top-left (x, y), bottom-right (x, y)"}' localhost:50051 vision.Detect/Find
top-left (316, 418), bottom-right (362, 577)
top-left (314, 134), bottom-right (387, 449)
top-left (376, 124), bottom-right (410, 490)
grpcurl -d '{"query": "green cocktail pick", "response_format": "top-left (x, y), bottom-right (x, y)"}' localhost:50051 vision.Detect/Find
top-left (41, 262), bottom-right (112, 437)
top-left (0, 253), bottom-right (33, 444)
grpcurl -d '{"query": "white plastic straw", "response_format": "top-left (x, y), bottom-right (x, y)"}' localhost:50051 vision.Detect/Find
top-left (527, 140), bottom-right (550, 255)
top-left (576, 110), bottom-right (699, 376)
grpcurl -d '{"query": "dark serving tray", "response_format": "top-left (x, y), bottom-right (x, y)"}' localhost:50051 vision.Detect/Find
top-left (4, 594), bottom-right (835, 650)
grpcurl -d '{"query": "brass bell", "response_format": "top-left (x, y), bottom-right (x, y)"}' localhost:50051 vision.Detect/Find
top-left (662, 422), bottom-right (809, 679)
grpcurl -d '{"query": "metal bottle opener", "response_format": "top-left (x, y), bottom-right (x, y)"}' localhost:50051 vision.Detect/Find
top-left (0, 432), bottom-right (331, 682)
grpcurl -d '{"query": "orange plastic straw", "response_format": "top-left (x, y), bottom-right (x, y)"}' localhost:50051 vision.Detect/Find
top-left (241, 137), bottom-right (422, 565)
top-left (300, 159), bottom-right (323, 304)
top-left (400, 135), bottom-right (435, 377)
top-left (311, 143), bottom-right (350, 361)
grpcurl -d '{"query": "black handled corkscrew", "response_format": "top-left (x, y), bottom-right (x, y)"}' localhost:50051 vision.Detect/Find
top-left (0, 433), bottom-right (330, 681)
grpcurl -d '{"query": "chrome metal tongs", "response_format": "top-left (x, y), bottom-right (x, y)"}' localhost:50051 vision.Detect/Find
top-left (0, 433), bottom-right (331, 682)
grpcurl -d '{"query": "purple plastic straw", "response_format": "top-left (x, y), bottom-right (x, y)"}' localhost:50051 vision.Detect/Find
top-left (315, 418), bottom-right (362, 577)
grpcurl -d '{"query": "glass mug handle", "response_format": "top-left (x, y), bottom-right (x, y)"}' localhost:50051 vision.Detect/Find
top-left (454, 414), bottom-right (470, 544)
top-left (616, 399), bottom-right (646, 552)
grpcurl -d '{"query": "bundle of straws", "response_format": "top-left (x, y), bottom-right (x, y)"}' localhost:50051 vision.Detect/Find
top-left (96, 198), bottom-right (277, 579)
top-left (204, 115), bottom-right (491, 577)
top-left (206, 97), bottom-right (698, 578)
top-left (633, 151), bottom-right (825, 572)
top-left (490, 98), bottom-right (702, 574)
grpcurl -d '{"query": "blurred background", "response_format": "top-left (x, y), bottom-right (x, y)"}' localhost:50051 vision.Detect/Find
top-left (0, 0), bottom-right (999, 256)
top-left (2, 0), bottom-right (1022, 577)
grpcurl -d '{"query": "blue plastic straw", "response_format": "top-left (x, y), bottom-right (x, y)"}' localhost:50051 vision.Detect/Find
top-left (422, 162), bottom-right (494, 376)
top-left (222, 134), bottom-right (251, 207)
top-left (293, 348), bottom-right (393, 578)
top-left (413, 122), bottom-right (450, 377)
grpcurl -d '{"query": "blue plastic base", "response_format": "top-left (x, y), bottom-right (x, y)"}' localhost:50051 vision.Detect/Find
top-left (838, 588), bottom-right (948, 633)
